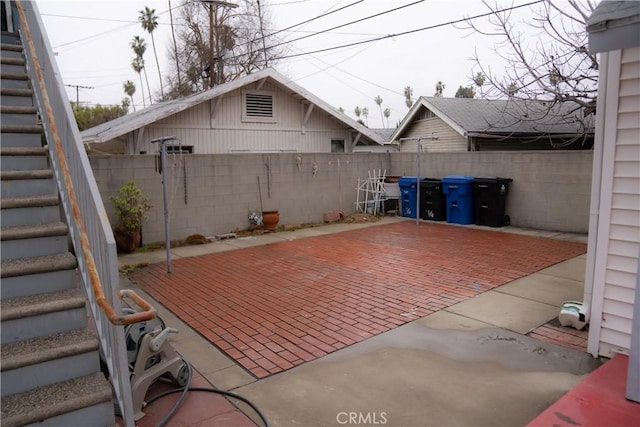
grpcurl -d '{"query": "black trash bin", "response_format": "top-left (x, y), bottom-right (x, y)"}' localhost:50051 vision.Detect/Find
top-left (420, 178), bottom-right (446, 221)
top-left (473, 177), bottom-right (513, 227)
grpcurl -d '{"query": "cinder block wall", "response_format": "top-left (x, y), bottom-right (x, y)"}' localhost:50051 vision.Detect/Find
top-left (90, 150), bottom-right (592, 244)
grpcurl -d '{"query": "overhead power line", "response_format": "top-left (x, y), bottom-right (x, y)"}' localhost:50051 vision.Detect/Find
top-left (266, 0), bottom-right (424, 51)
top-left (272, 0), bottom-right (545, 60)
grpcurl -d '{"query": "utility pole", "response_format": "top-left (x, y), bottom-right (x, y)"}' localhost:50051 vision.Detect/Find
top-left (65, 84), bottom-right (94, 105)
top-left (199, 0), bottom-right (237, 88)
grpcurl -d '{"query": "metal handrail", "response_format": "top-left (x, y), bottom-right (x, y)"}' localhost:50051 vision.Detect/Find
top-left (14, 0), bottom-right (155, 327)
top-left (14, 2), bottom-right (157, 425)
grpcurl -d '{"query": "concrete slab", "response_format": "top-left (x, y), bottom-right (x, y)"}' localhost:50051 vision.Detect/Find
top-left (445, 291), bottom-right (560, 334)
top-left (224, 235), bottom-right (289, 248)
top-left (172, 334), bottom-right (236, 377)
top-left (170, 241), bottom-right (236, 257)
top-left (538, 257), bottom-right (586, 282)
top-left (204, 365), bottom-right (256, 391)
top-left (236, 322), bottom-right (600, 427)
top-left (495, 274), bottom-right (584, 307)
top-left (414, 310), bottom-right (493, 331)
top-left (118, 250), bottom-right (177, 268)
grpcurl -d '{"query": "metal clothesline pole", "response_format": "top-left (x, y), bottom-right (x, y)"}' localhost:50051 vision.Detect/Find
top-left (399, 135), bottom-right (438, 225)
top-left (151, 135), bottom-right (177, 274)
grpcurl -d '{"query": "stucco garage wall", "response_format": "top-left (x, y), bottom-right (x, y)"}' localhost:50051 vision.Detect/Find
top-left (90, 151), bottom-right (592, 244)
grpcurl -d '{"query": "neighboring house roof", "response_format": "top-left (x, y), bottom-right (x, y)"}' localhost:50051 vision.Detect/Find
top-left (371, 128), bottom-right (397, 142)
top-left (390, 97), bottom-right (594, 141)
top-left (81, 68), bottom-right (384, 146)
top-left (587, 0), bottom-right (640, 53)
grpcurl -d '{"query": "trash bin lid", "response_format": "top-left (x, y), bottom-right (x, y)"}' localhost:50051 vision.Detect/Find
top-left (443, 175), bottom-right (474, 184)
top-left (398, 176), bottom-right (424, 186)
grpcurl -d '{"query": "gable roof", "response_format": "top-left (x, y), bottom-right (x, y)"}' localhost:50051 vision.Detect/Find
top-left (390, 97), bottom-right (594, 142)
top-left (81, 68), bottom-right (384, 146)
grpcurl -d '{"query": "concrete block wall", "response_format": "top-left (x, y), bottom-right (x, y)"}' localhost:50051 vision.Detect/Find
top-left (90, 152), bottom-right (392, 243)
top-left (391, 151), bottom-right (593, 232)
top-left (90, 150), bottom-right (592, 244)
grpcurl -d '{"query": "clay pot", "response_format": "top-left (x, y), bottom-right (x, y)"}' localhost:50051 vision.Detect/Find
top-left (262, 210), bottom-right (280, 231)
top-left (114, 226), bottom-right (142, 254)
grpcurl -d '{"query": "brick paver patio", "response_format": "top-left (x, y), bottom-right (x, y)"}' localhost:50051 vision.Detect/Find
top-left (131, 221), bottom-right (586, 378)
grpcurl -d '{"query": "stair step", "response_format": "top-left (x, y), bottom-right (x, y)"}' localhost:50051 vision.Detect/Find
top-left (0, 193), bottom-right (59, 210)
top-left (1, 332), bottom-right (101, 398)
top-left (0, 146), bottom-right (47, 155)
top-left (0, 173), bottom-right (57, 199)
top-left (0, 72), bottom-right (28, 81)
top-left (1, 105), bottom-right (38, 124)
top-left (0, 132), bottom-right (42, 148)
top-left (1, 112), bottom-right (37, 125)
top-left (1, 268), bottom-right (77, 299)
top-left (1, 105), bottom-right (37, 114)
top-left (0, 195), bottom-right (61, 228)
top-left (1, 87), bottom-right (32, 97)
top-left (0, 57), bottom-right (24, 66)
top-left (0, 123), bottom-right (41, 133)
top-left (1, 222), bottom-right (69, 261)
top-left (0, 146), bottom-right (48, 171)
top-left (1, 328), bottom-right (100, 396)
top-left (1, 169), bottom-right (53, 180)
top-left (1, 94), bottom-right (34, 107)
top-left (1, 252), bottom-right (77, 278)
top-left (2, 328), bottom-right (98, 372)
top-left (0, 372), bottom-right (114, 427)
top-left (0, 43), bottom-right (23, 52)
top-left (0, 287), bottom-right (85, 322)
top-left (1, 287), bottom-right (87, 344)
top-left (0, 75), bottom-right (29, 90)
top-left (1, 222), bottom-right (67, 241)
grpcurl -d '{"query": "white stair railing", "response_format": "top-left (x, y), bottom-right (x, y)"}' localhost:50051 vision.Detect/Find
top-left (14, 2), bottom-right (156, 426)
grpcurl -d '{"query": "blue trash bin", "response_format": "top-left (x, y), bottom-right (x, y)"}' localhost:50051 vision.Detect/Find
top-left (398, 176), bottom-right (422, 218)
top-left (442, 175), bottom-right (475, 224)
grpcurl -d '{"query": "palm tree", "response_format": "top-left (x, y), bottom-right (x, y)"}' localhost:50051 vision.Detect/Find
top-left (131, 58), bottom-right (146, 108)
top-left (374, 96), bottom-right (384, 127)
top-left (473, 72), bottom-right (486, 98)
top-left (123, 80), bottom-right (136, 112)
top-left (354, 106), bottom-right (363, 125)
top-left (404, 86), bottom-right (413, 108)
top-left (383, 108), bottom-right (391, 128)
top-left (130, 36), bottom-right (152, 105)
top-left (167, 0), bottom-right (182, 90)
top-left (139, 6), bottom-right (164, 98)
top-left (362, 107), bottom-right (369, 126)
top-left (434, 81), bottom-right (445, 97)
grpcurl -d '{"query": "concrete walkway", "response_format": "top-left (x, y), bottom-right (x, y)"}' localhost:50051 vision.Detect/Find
top-left (119, 217), bottom-right (601, 427)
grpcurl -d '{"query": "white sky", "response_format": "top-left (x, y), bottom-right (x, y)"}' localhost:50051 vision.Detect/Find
top-left (36, 0), bottom-right (547, 128)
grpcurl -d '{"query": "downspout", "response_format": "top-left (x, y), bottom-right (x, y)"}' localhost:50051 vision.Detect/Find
top-left (581, 51), bottom-right (609, 326)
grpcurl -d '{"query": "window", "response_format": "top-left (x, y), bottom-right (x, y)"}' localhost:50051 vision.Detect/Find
top-left (331, 139), bottom-right (345, 153)
top-left (166, 145), bottom-right (193, 154)
top-left (242, 90), bottom-right (276, 123)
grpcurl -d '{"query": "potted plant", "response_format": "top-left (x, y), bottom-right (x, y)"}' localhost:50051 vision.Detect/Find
top-left (110, 180), bottom-right (151, 253)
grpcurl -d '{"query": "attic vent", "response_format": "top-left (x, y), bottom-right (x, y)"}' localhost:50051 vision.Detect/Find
top-left (418, 109), bottom-right (436, 120)
top-left (243, 90), bottom-right (276, 123)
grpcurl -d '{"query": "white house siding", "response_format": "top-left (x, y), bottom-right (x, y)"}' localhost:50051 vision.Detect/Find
top-left (592, 47), bottom-right (640, 357)
top-left (125, 81), bottom-right (355, 154)
top-left (399, 117), bottom-right (467, 152)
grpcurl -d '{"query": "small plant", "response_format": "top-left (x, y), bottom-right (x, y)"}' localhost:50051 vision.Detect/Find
top-left (110, 180), bottom-right (151, 236)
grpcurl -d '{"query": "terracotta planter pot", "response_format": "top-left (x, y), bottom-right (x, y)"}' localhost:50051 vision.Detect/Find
top-left (114, 227), bottom-right (142, 254)
top-left (262, 210), bottom-right (280, 231)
